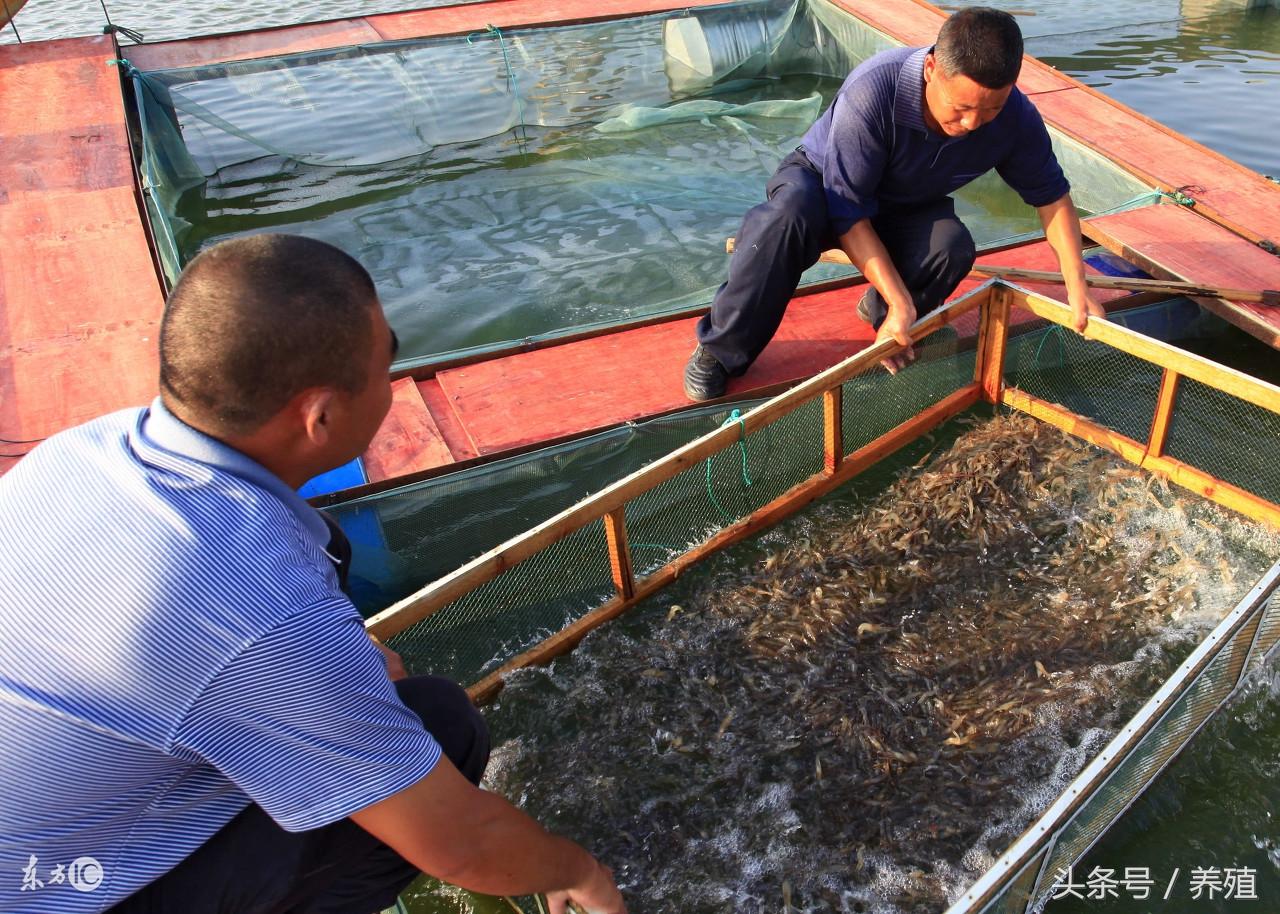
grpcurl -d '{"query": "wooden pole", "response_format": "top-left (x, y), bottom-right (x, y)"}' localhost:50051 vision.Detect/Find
top-left (603, 507), bottom-right (635, 601)
top-left (975, 285), bottom-right (1012, 404)
top-left (970, 264), bottom-right (1280, 306)
top-left (1147, 368), bottom-right (1182, 460)
top-left (823, 387), bottom-right (843, 475)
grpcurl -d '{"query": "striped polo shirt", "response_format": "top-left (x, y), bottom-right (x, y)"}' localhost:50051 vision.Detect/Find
top-left (0, 400), bottom-right (441, 913)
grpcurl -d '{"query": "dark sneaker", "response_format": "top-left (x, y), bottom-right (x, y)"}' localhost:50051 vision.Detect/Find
top-left (856, 288), bottom-right (886, 329)
top-left (683, 345), bottom-right (728, 401)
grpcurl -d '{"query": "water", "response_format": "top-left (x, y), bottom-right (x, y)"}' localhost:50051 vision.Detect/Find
top-left (6, 0), bottom-right (1280, 909)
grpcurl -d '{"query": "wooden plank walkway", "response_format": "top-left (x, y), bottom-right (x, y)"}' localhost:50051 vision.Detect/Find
top-left (1084, 203), bottom-right (1280, 348)
top-left (7, 0), bottom-right (1280, 493)
top-left (0, 35), bottom-right (166, 475)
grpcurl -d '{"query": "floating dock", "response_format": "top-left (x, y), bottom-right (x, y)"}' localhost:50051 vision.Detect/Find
top-left (2, 0), bottom-right (1279, 489)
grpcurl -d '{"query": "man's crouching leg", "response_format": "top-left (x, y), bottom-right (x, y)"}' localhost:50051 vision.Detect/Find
top-left (109, 677), bottom-right (490, 914)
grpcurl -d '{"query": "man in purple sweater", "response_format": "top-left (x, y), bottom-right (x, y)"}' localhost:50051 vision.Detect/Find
top-left (684, 7), bottom-right (1103, 400)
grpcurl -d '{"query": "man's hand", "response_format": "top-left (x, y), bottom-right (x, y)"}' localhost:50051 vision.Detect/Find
top-left (875, 302), bottom-right (917, 375)
top-left (1068, 289), bottom-right (1106, 333)
top-left (369, 633), bottom-right (407, 681)
top-left (546, 859), bottom-right (627, 914)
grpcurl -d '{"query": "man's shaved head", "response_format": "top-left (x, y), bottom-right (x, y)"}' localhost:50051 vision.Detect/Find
top-left (160, 234), bottom-right (378, 436)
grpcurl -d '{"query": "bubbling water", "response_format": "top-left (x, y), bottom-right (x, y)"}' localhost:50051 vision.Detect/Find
top-left (477, 414), bottom-right (1279, 913)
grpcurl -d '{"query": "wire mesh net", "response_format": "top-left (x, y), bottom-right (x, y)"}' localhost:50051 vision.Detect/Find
top-left (388, 517), bottom-right (616, 685)
top-left (1164, 376), bottom-right (1280, 505)
top-left (126, 0), bottom-right (1150, 368)
top-left (624, 397), bottom-right (825, 577)
top-left (328, 402), bottom-right (761, 615)
top-left (1004, 322), bottom-right (1162, 443)
top-left (841, 326), bottom-right (977, 453)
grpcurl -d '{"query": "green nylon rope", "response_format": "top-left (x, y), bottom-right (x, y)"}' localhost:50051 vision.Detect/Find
top-left (467, 25), bottom-right (528, 148)
top-left (705, 408), bottom-right (754, 522)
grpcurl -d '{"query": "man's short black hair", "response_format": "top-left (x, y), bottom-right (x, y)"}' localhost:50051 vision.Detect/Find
top-left (160, 234), bottom-right (378, 436)
top-left (934, 7), bottom-right (1024, 89)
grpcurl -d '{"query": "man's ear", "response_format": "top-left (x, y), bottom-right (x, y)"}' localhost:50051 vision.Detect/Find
top-left (923, 52), bottom-right (936, 84)
top-left (298, 388), bottom-right (336, 447)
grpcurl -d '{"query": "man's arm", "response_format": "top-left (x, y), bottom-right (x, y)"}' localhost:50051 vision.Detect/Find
top-left (351, 757), bottom-right (625, 914)
top-left (839, 218), bottom-right (917, 374)
top-left (1036, 193), bottom-right (1105, 332)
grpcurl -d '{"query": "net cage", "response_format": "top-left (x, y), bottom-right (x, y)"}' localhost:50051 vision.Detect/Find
top-left (348, 281), bottom-right (1280, 913)
top-left (120, 0), bottom-right (1152, 371)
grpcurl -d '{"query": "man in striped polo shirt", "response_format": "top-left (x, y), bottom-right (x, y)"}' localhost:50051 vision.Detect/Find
top-left (0, 235), bottom-right (625, 914)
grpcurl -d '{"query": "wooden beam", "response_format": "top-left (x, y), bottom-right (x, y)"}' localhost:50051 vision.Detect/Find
top-left (1003, 387), bottom-right (1280, 531)
top-left (1147, 369), bottom-right (1181, 460)
top-left (975, 285), bottom-right (1012, 404)
top-left (823, 387), bottom-right (843, 476)
top-left (366, 288), bottom-right (988, 639)
top-left (1144, 453), bottom-right (1280, 530)
top-left (467, 382), bottom-right (982, 703)
top-left (971, 265), bottom-right (1280, 306)
top-left (1002, 387), bottom-right (1150, 465)
top-left (1006, 287), bottom-right (1280, 416)
top-left (603, 507), bottom-right (635, 601)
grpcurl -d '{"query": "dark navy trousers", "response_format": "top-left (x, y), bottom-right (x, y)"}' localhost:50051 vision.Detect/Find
top-left (696, 148), bottom-right (977, 375)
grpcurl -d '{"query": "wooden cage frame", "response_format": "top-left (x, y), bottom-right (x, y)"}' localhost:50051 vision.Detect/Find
top-left (366, 280), bottom-right (1280, 704)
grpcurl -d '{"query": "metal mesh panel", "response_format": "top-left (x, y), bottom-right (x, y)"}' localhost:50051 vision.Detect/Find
top-left (1004, 325), bottom-right (1161, 443)
top-left (1163, 375), bottom-right (1280, 505)
top-left (387, 518), bottom-right (614, 685)
top-left (625, 397), bottom-right (825, 576)
top-left (980, 847), bottom-right (1048, 914)
top-left (1031, 610), bottom-right (1264, 904)
top-left (1246, 594), bottom-right (1280, 677)
top-left (841, 327), bottom-right (976, 453)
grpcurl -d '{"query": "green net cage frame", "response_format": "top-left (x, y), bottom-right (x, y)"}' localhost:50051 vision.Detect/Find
top-left (367, 276), bottom-right (1280, 912)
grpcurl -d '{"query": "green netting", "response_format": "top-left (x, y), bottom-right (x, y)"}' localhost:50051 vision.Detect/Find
top-left (328, 401), bottom-right (767, 616)
top-left (624, 396), bottom-right (825, 577)
top-left (127, 0), bottom-right (1150, 368)
top-left (1004, 321), bottom-right (1163, 443)
top-left (841, 326), bottom-right (978, 451)
top-left (389, 517), bottom-right (616, 685)
top-left (1164, 376), bottom-right (1280, 505)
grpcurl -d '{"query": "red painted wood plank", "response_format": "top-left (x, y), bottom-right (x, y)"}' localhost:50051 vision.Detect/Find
top-left (366, 0), bottom-right (724, 41)
top-left (125, 19), bottom-right (384, 71)
top-left (418, 378), bottom-right (479, 461)
top-left (0, 36), bottom-right (166, 477)
top-left (361, 378), bottom-right (455, 482)
top-left (434, 285), bottom-right (884, 457)
top-left (0, 190), bottom-right (161, 341)
top-left (1032, 89), bottom-right (1280, 248)
top-left (0, 327), bottom-right (158, 444)
top-left (0, 36), bottom-right (122, 136)
top-left (1083, 204), bottom-right (1280, 347)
